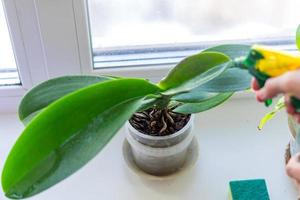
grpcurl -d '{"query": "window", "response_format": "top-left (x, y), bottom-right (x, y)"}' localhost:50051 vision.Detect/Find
top-left (1, 0), bottom-right (299, 112)
top-left (87, 0), bottom-right (300, 69)
top-left (0, 0), bottom-right (19, 86)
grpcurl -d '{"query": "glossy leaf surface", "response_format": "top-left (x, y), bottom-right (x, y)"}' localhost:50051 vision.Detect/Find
top-left (172, 90), bottom-right (217, 103)
top-left (173, 92), bottom-right (233, 114)
top-left (2, 78), bottom-right (160, 199)
top-left (172, 68), bottom-right (250, 103)
top-left (158, 52), bottom-right (230, 95)
top-left (196, 68), bottom-right (251, 92)
top-left (19, 75), bottom-right (113, 124)
top-left (203, 44), bottom-right (251, 60)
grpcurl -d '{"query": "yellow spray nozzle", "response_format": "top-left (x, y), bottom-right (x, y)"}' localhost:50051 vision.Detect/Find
top-left (251, 45), bottom-right (300, 77)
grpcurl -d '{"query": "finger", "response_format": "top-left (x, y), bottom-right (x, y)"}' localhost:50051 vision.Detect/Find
top-left (296, 115), bottom-right (300, 123)
top-left (256, 94), bottom-right (264, 102)
top-left (286, 104), bottom-right (296, 115)
top-left (290, 112), bottom-right (300, 123)
top-left (285, 95), bottom-right (296, 115)
top-left (256, 76), bottom-right (287, 101)
top-left (286, 153), bottom-right (300, 181)
top-left (285, 95), bottom-right (291, 104)
top-left (251, 78), bottom-right (260, 91)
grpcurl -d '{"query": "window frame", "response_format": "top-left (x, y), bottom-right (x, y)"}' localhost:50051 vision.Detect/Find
top-left (0, 0), bottom-right (298, 113)
top-left (0, 0), bottom-right (30, 113)
top-left (0, 0), bottom-right (84, 113)
top-left (74, 0), bottom-right (173, 81)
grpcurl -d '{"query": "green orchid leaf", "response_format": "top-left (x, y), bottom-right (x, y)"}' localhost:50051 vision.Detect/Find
top-left (258, 97), bottom-right (285, 130)
top-left (173, 68), bottom-right (251, 102)
top-left (173, 92), bottom-right (233, 114)
top-left (2, 78), bottom-right (160, 199)
top-left (22, 110), bottom-right (43, 126)
top-left (196, 68), bottom-right (252, 92)
top-left (172, 90), bottom-right (217, 103)
top-left (203, 44), bottom-right (251, 60)
top-left (158, 52), bottom-right (230, 95)
top-left (167, 100), bottom-right (181, 109)
top-left (296, 25), bottom-right (300, 51)
top-left (136, 95), bottom-right (161, 112)
top-left (19, 75), bottom-right (113, 124)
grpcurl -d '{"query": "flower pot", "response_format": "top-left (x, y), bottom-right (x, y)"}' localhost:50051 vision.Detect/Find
top-left (125, 115), bottom-right (194, 176)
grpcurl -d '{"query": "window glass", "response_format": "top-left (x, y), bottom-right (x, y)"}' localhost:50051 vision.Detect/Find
top-left (0, 0), bottom-right (20, 85)
top-left (87, 0), bottom-right (300, 68)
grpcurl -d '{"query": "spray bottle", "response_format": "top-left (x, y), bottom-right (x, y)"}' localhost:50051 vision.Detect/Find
top-left (233, 45), bottom-right (300, 110)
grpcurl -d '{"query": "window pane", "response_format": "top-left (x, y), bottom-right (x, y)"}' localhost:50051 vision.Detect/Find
top-left (0, 0), bottom-right (20, 85)
top-left (87, 0), bottom-right (300, 68)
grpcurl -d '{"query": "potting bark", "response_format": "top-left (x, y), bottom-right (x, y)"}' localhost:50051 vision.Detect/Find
top-left (129, 108), bottom-right (190, 136)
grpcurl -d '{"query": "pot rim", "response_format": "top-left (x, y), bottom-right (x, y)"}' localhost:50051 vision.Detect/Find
top-left (126, 114), bottom-right (194, 141)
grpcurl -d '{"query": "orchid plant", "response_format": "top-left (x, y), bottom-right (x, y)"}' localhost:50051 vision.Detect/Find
top-left (1, 44), bottom-right (252, 199)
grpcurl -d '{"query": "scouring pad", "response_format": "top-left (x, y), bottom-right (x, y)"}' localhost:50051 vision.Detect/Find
top-left (229, 179), bottom-right (270, 200)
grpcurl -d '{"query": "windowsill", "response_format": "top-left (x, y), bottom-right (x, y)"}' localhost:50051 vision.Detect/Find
top-left (0, 97), bottom-right (297, 199)
top-left (0, 85), bottom-right (25, 113)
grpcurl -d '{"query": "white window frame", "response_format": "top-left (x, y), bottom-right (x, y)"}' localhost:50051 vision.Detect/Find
top-left (0, 0), bottom-right (297, 113)
top-left (1, 0), bottom-right (84, 113)
top-left (0, 0), bottom-right (174, 113)
top-left (74, 0), bottom-right (173, 81)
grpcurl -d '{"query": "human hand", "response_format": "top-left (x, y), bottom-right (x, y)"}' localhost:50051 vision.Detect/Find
top-left (251, 70), bottom-right (300, 122)
top-left (286, 153), bottom-right (300, 195)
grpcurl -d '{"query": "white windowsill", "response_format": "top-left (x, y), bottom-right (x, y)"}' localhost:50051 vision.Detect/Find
top-left (0, 97), bottom-right (298, 199)
top-left (0, 85), bottom-right (25, 113)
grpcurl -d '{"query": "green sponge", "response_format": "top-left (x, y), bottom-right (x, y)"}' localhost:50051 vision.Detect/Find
top-left (229, 179), bottom-right (270, 200)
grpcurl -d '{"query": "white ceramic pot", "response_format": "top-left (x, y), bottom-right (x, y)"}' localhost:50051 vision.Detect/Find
top-left (125, 115), bottom-right (194, 176)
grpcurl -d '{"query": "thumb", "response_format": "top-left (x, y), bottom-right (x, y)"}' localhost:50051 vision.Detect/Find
top-left (286, 153), bottom-right (300, 181)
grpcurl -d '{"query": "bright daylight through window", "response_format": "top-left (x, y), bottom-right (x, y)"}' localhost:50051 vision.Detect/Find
top-left (87, 0), bottom-right (300, 68)
top-left (0, 1), bottom-right (19, 86)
